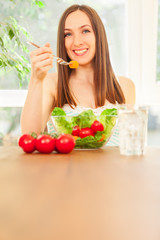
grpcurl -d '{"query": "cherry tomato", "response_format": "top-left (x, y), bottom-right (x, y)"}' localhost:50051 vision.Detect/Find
top-left (91, 120), bottom-right (104, 133)
top-left (18, 134), bottom-right (36, 153)
top-left (79, 128), bottom-right (94, 138)
top-left (56, 134), bottom-right (75, 153)
top-left (36, 135), bottom-right (56, 153)
top-left (72, 125), bottom-right (80, 136)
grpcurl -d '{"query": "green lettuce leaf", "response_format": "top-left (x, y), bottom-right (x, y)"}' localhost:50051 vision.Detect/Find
top-left (51, 107), bottom-right (66, 116)
top-left (51, 107), bottom-right (72, 134)
top-left (74, 109), bottom-right (97, 128)
top-left (75, 135), bottom-right (105, 149)
top-left (99, 108), bottom-right (118, 139)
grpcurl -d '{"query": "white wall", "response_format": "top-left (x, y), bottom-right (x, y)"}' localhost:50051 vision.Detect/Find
top-left (127, 0), bottom-right (160, 104)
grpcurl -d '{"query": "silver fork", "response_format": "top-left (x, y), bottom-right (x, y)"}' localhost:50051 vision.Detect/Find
top-left (27, 41), bottom-right (71, 66)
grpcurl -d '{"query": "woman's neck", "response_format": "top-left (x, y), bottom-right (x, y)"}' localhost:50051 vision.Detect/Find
top-left (70, 64), bottom-right (94, 84)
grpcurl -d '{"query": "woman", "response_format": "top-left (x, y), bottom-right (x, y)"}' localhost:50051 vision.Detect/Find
top-left (21, 4), bottom-right (135, 145)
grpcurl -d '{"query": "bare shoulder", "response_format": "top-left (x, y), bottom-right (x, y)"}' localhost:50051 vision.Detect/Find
top-left (43, 72), bottom-right (58, 98)
top-left (118, 76), bottom-right (136, 104)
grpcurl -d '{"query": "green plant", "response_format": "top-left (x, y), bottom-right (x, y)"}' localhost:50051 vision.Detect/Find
top-left (0, 0), bottom-right (45, 87)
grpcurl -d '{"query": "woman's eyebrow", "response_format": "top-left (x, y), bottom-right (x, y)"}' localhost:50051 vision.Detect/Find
top-left (64, 24), bottom-right (92, 31)
top-left (80, 24), bottom-right (92, 29)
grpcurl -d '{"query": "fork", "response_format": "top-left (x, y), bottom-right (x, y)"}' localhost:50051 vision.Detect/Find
top-left (27, 41), bottom-right (79, 68)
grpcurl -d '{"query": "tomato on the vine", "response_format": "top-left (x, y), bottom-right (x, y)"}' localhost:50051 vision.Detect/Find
top-left (56, 134), bottom-right (75, 153)
top-left (79, 128), bottom-right (94, 139)
top-left (36, 135), bottom-right (56, 153)
top-left (91, 120), bottom-right (104, 133)
top-left (18, 134), bottom-right (36, 153)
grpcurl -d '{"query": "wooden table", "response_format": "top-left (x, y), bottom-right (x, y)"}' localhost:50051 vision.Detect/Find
top-left (0, 146), bottom-right (160, 240)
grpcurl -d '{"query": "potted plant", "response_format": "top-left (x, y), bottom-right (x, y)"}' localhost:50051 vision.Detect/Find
top-left (0, 0), bottom-right (45, 87)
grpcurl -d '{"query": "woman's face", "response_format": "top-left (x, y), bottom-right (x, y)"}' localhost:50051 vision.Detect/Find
top-left (64, 10), bottom-right (96, 67)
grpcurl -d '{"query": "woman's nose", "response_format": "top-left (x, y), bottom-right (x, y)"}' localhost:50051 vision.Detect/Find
top-left (73, 34), bottom-right (83, 47)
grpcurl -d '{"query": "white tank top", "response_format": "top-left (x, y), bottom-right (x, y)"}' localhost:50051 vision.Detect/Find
top-left (47, 103), bottom-right (119, 146)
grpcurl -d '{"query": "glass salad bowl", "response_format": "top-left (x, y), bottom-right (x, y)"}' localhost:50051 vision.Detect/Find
top-left (50, 107), bottom-right (118, 149)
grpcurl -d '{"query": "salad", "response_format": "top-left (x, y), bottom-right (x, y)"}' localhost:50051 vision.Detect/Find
top-left (51, 107), bottom-right (118, 149)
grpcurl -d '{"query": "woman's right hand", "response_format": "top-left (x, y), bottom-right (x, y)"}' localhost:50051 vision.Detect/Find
top-left (30, 42), bottom-right (53, 82)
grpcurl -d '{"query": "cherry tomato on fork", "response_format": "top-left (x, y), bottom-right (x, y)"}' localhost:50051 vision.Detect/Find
top-left (18, 134), bottom-right (36, 153)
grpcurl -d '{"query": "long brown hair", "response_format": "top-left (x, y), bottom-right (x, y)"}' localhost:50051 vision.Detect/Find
top-left (56, 4), bottom-right (125, 108)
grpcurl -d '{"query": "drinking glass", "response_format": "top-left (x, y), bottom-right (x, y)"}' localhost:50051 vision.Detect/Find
top-left (118, 105), bottom-right (148, 156)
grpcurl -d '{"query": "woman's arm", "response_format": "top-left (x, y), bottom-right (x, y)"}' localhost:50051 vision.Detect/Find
top-left (118, 76), bottom-right (136, 105)
top-left (20, 43), bottom-right (57, 134)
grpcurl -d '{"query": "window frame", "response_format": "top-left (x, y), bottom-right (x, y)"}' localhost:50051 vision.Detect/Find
top-left (0, 0), bottom-right (159, 106)
top-left (0, 90), bottom-right (27, 107)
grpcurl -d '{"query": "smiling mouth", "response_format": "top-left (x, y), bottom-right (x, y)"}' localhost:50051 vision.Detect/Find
top-left (73, 48), bottom-right (88, 55)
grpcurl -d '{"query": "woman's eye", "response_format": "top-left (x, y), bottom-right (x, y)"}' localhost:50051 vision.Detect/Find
top-left (64, 33), bottom-right (71, 38)
top-left (83, 29), bottom-right (90, 34)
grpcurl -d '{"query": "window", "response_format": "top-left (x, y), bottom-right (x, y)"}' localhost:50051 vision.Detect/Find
top-left (0, 0), bottom-right (126, 145)
top-left (0, 0), bottom-right (126, 106)
top-left (127, 0), bottom-right (160, 105)
top-left (0, 0), bottom-right (160, 146)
